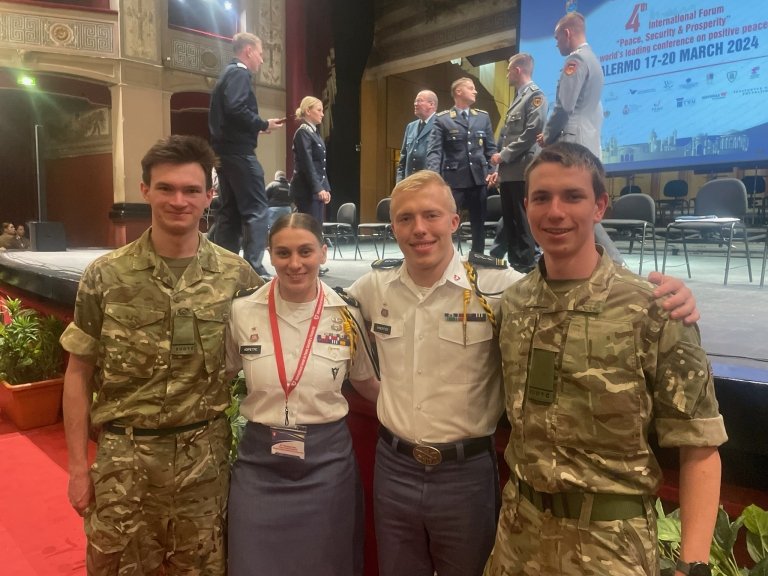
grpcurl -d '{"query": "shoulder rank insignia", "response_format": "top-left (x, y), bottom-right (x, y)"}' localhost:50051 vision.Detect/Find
top-left (532, 96), bottom-right (543, 108)
top-left (468, 252), bottom-right (507, 269)
top-left (371, 258), bottom-right (404, 269)
top-left (436, 110), bottom-right (450, 117)
top-left (298, 122), bottom-right (315, 133)
top-left (234, 286), bottom-right (260, 299)
top-left (473, 108), bottom-right (487, 115)
top-left (333, 286), bottom-right (360, 308)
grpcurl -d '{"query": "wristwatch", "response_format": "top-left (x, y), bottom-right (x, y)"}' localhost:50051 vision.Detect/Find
top-left (676, 559), bottom-right (712, 576)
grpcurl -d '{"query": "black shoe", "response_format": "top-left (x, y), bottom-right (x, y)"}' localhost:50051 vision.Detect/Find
top-left (319, 267), bottom-right (329, 277)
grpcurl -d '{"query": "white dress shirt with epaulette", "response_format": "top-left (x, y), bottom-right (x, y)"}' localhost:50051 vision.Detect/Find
top-left (348, 251), bottom-right (523, 444)
top-left (226, 280), bottom-right (375, 425)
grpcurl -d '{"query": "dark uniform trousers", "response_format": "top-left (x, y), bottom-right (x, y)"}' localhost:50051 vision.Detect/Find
top-left (454, 186), bottom-right (487, 254)
top-left (498, 181), bottom-right (536, 271)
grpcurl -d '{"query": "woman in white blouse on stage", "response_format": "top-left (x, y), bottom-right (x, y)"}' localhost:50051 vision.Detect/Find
top-left (226, 212), bottom-right (379, 576)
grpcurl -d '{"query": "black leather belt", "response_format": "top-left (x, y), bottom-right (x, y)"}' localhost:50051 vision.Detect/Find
top-left (103, 415), bottom-right (221, 437)
top-left (378, 427), bottom-right (492, 466)
top-left (518, 479), bottom-right (646, 522)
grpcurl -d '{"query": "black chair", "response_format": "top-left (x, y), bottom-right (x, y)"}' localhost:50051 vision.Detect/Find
top-left (356, 197), bottom-right (392, 258)
top-left (662, 178), bottom-right (752, 285)
top-left (657, 179), bottom-right (689, 222)
top-left (601, 194), bottom-right (658, 274)
top-left (457, 193), bottom-right (502, 254)
top-left (322, 202), bottom-right (361, 260)
top-left (619, 184), bottom-right (641, 196)
top-left (741, 175), bottom-right (766, 224)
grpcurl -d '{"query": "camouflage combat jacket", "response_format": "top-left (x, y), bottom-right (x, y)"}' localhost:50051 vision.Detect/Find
top-left (499, 250), bottom-right (727, 495)
top-left (60, 229), bottom-right (262, 428)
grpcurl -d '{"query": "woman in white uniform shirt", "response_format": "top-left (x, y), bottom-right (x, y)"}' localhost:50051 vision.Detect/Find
top-left (226, 213), bottom-right (379, 576)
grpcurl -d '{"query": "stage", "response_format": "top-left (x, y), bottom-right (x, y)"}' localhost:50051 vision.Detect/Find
top-left (1, 238), bottom-right (767, 383)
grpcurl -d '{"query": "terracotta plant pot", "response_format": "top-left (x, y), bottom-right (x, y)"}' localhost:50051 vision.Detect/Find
top-left (0, 377), bottom-right (64, 430)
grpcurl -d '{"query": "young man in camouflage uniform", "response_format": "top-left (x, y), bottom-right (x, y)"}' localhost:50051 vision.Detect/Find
top-left (485, 142), bottom-right (726, 576)
top-left (61, 135), bottom-right (262, 575)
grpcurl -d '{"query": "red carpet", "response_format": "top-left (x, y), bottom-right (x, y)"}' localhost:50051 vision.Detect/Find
top-left (0, 418), bottom-right (87, 575)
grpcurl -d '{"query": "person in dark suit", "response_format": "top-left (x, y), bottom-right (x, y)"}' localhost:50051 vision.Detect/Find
top-left (208, 32), bottom-right (285, 278)
top-left (396, 90), bottom-right (438, 183)
top-left (426, 77), bottom-right (497, 254)
top-left (489, 53), bottom-right (546, 273)
top-left (265, 170), bottom-right (293, 228)
top-left (290, 96), bottom-right (331, 224)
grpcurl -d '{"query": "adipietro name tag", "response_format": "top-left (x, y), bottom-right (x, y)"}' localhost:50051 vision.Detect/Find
top-left (239, 344), bottom-right (262, 355)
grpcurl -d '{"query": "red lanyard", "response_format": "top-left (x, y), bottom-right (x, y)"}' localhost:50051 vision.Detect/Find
top-left (268, 279), bottom-right (325, 425)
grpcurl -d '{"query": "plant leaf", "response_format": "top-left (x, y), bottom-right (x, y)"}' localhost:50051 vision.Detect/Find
top-left (658, 515), bottom-right (682, 542)
top-left (656, 498), bottom-right (667, 519)
top-left (714, 506), bottom-right (743, 554)
top-left (743, 505), bottom-right (768, 563)
top-left (748, 556), bottom-right (768, 576)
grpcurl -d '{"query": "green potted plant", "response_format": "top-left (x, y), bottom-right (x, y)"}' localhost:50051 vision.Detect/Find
top-left (0, 297), bottom-right (66, 430)
top-left (657, 499), bottom-right (768, 575)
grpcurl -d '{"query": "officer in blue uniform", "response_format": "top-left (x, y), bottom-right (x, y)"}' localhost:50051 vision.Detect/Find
top-left (396, 90), bottom-right (438, 183)
top-left (427, 77), bottom-right (497, 254)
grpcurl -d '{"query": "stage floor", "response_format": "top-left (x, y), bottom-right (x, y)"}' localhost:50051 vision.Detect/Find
top-left (1, 237), bottom-right (767, 383)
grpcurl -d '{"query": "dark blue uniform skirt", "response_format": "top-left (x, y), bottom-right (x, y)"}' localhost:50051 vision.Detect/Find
top-left (228, 419), bottom-right (364, 576)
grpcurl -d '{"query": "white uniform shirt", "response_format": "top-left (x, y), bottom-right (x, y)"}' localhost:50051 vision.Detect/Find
top-left (348, 251), bottom-right (523, 444)
top-left (226, 280), bottom-right (375, 425)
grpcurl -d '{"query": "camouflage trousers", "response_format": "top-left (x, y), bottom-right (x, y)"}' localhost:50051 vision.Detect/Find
top-left (85, 417), bottom-right (230, 576)
top-left (484, 480), bottom-right (659, 576)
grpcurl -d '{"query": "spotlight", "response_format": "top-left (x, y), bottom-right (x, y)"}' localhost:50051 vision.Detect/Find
top-left (17, 75), bottom-right (36, 86)
top-left (224, 1), bottom-right (232, 9)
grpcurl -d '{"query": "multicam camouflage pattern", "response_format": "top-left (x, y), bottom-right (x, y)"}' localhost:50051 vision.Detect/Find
top-left (60, 229), bottom-right (262, 428)
top-left (499, 250), bottom-right (726, 496)
top-left (86, 417), bottom-right (230, 574)
top-left (484, 481), bottom-right (658, 576)
top-left (487, 250), bottom-right (727, 574)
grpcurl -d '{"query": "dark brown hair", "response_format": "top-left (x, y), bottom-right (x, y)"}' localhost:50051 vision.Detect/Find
top-left (525, 142), bottom-right (607, 199)
top-left (269, 212), bottom-right (324, 247)
top-left (141, 135), bottom-right (216, 190)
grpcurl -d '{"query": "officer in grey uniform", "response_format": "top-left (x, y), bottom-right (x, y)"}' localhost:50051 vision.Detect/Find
top-left (427, 77), bottom-right (497, 254)
top-left (489, 53), bottom-right (545, 273)
top-left (397, 90), bottom-right (438, 183)
top-left (540, 11), bottom-right (623, 264)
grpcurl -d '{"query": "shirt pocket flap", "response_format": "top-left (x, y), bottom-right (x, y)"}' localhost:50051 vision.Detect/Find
top-left (313, 344), bottom-right (352, 362)
top-left (438, 317), bottom-right (493, 346)
top-left (371, 317), bottom-right (403, 341)
top-left (104, 303), bottom-right (165, 328)
top-left (193, 301), bottom-right (230, 323)
top-left (240, 341), bottom-right (275, 360)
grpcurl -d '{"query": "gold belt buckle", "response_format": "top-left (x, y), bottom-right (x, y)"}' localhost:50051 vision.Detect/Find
top-left (412, 444), bottom-right (442, 466)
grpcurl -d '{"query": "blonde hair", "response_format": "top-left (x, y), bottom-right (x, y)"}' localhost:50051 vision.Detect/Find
top-left (295, 96), bottom-right (323, 119)
top-left (232, 32), bottom-right (260, 56)
top-left (390, 170), bottom-right (457, 219)
top-left (451, 77), bottom-right (474, 95)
